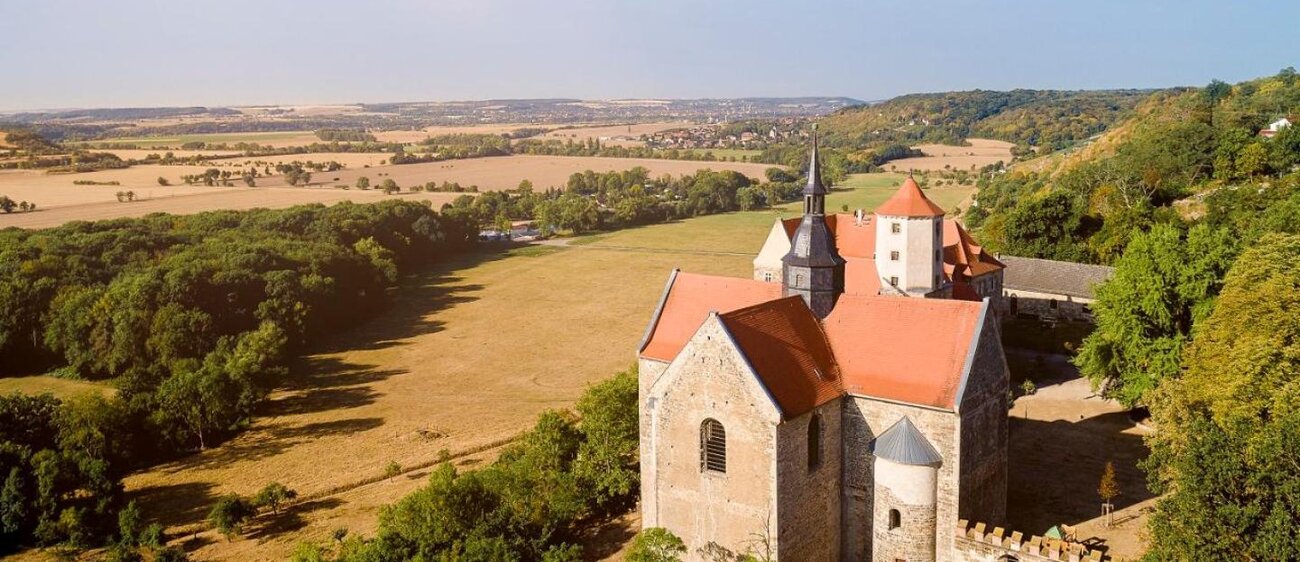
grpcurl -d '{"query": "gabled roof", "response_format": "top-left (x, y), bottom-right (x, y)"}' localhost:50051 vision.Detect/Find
top-left (875, 176), bottom-right (946, 217)
top-left (639, 271), bottom-right (782, 362)
top-left (774, 214), bottom-right (1002, 295)
top-left (872, 417), bottom-right (943, 467)
top-left (822, 296), bottom-right (984, 409)
top-left (719, 297), bottom-right (841, 418)
top-left (943, 220), bottom-right (1004, 281)
top-left (999, 255), bottom-right (1114, 300)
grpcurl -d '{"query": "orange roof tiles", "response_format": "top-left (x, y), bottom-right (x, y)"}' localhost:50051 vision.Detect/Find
top-left (778, 214), bottom-right (1000, 293)
top-left (639, 271), bottom-right (782, 362)
top-left (823, 296), bottom-right (984, 409)
top-left (875, 176), bottom-right (947, 217)
top-left (719, 297), bottom-right (842, 418)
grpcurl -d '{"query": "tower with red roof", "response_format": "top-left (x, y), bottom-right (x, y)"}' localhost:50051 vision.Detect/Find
top-left (874, 174), bottom-right (947, 297)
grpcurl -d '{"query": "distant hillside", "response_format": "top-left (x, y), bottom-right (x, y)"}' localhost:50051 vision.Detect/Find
top-left (817, 89), bottom-right (1156, 152)
top-left (966, 67), bottom-right (1300, 265)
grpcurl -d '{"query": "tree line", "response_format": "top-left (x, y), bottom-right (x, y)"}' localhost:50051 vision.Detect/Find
top-left (438, 167), bottom-right (799, 236)
top-left (289, 368), bottom-right (639, 562)
top-left (1041, 69), bottom-right (1300, 559)
top-left (0, 200), bottom-right (477, 552)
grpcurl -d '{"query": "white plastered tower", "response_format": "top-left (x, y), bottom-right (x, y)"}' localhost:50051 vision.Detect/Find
top-left (871, 417), bottom-right (942, 562)
top-left (874, 175), bottom-right (945, 297)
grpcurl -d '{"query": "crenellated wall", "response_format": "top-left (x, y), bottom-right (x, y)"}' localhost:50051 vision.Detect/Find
top-left (952, 520), bottom-right (1106, 562)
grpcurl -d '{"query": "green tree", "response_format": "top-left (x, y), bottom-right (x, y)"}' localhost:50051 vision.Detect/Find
top-left (157, 177), bottom-right (169, 186)
top-left (253, 482), bottom-right (297, 515)
top-left (573, 368), bottom-right (639, 507)
top-left (1144, 234), bottom-right (1300, 560)
top-left (1075, 224), bottom-right (1237, 406)
top-left (0, 196), bottom-right (15, 213)
top-left (627, 528), bottom-right (686, 562)
top-left (207, 494), bottom-right (255, 540)
top-left (381, 179), bottom-right (399, 194)
top-left (1000, 191), bottom-right (1092, 262)
top-left (355, 176), bottom-right (370, 190)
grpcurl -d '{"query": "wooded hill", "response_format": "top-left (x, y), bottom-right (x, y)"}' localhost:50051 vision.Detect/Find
top-left (966, 67), bottom-right (1300, 265)
top-left (816, 89), bottom-right (1157, 151)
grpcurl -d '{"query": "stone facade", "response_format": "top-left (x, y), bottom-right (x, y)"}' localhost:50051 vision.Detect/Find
top-left (872, 459), bottom-right (939, 562)
top-left (1003, 289), bottom-right (1094, 323)
top-left (641, 317), bottom-right (782, 559)
top-left (957, 312), bottom-right (1009, 524)
top-left (776, 402), bottom-right (843, 561)
top-left (952, 520), bottom-right (1106, 562)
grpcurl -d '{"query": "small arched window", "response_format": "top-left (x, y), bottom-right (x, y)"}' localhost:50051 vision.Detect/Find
top-left (888, 509), bottom-right (901, 530)
top-left (700, 419), bottom-right (727, 474)
top-left (807, 413), bottom-right (822, 470)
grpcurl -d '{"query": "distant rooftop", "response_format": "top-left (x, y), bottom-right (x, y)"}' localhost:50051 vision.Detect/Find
top-left (999, 256), bottom-right (1114, 300)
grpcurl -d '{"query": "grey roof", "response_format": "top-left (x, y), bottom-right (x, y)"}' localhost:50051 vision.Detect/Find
top-left (871, 417), bottom-right (943, 467)
top-left (999, 255), bottom-right (1115, 300)
top-left (803, 126), bottom-right (827, 196)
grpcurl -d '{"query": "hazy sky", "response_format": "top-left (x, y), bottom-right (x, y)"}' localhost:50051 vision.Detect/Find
top-left (2, 0), bottom-right (1298, 111)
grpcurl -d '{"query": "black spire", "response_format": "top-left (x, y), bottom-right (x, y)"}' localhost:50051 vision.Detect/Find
top-left (781, 124), bottom-right (845, 319)
top-left (805, 124), bottom-right (828, 198)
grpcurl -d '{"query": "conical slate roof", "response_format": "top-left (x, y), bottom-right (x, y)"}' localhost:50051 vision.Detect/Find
top-left (871, 417), bottom-right (943, 467)
top-left (804, 125), bottom-right (827, 196)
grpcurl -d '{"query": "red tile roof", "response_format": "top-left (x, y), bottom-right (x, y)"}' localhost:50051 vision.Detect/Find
top-left (719, 297), bottom-right (842, 418)
top-left (823, 296), bottom-right (984, 409)
top-left (639, 271), bottom-right (782, 362)
top-left (642, 275), bottom-right (990, 410)
top-left (777, 214), bottom-right (1001, 293)
top-left (875, 176), bottom-right (947, 217)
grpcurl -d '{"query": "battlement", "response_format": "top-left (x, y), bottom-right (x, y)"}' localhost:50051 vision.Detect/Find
top-left (953, 520), bottom-right (1106, 562)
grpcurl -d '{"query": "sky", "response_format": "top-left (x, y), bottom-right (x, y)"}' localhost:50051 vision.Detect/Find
top-left (2, 0), bottom-right (1298, 111)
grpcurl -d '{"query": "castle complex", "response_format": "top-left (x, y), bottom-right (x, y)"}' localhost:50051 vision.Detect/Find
top-left (636, 132), bottom-right (1017, 561)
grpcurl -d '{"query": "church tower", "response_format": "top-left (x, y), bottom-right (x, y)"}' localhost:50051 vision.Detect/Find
top-left (781, 125), bottom-right (845, 318)
top-left (874, 175), bottom-right (946, 297)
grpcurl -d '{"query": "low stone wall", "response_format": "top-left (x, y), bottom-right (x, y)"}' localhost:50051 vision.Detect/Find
top-left (952, 520), bottom-right (1105, 562)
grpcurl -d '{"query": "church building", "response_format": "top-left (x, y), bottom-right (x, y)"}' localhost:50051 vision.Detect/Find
top-left (636, 130), bottom-right (1011, 561)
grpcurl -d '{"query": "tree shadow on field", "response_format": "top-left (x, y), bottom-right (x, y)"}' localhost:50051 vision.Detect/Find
top-left (179, 417), bottom-right (386, 472)
top-left (245, 497), bottom-right (346, 540)
top-left (127, 481), bottom-right (218, 529)
top-left (1006, 411), bottom-right (1153, 536)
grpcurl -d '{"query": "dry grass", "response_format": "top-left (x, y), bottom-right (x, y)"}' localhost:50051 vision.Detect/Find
top-left (881, 138), bottom-right (1014, 172)
top-left (0, 375), bottom-right (112, 399)
top-left (372, 124), bottom-right (538, 144)
top-left (0, 156), bottom-right (772, 229)
top-left (531, 121), bottom-right (691, 147)
top-left (120, 244), bottom-right (751, 561)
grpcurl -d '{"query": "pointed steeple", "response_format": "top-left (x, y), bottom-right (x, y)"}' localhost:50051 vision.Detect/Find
top-left (804, 124), bottom-right (827, 196)
top-left (781, 123), bottom-right (844, 318)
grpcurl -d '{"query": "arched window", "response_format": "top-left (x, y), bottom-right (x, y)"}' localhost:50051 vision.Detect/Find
top-left (888, 509), bottom-right (901, 530)
top-left (807, 413), bottom-right (822, 470)
top-left (700, 419), bottom-right (727, 474)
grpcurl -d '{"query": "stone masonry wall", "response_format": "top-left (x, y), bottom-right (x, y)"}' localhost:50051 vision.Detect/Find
top-left (1002, 289), bottom-right (1095, 323)
top-left (776, 400), bottom-right (843, 561)
top-left (951, 520), bottom-right (1106, 562)
top-left (958, 312), bottom-right (1009, 524)
top-left (641, 317), bottom-right (782, 561)
top-left (841, 399), bottom-right (958, 562)
top-left (872, 484), bottom-right (937, 562)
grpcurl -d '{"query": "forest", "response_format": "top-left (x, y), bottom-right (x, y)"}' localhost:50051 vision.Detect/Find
top-left (975, 69), bottom-right (1300, 559)
top-left (0, 200), bottom-right (476, 555)
top-left (814, 88), bottom-right (1155, 152)
top-left (439, 167), bottom-right (794, 235)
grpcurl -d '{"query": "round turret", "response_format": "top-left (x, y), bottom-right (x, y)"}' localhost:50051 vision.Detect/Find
top-left (871, 417), bottom-right (941, 562)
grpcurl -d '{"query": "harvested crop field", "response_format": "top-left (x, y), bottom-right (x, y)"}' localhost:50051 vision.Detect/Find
top-left (0, 156), bottom-right (772, 228)
top-left (880, 138), bottom-right (1014, 172)
top-left (372, 124), bottom-right (538, 143)
top-left (95, 149), bottom-right (244, 160)
top-left (0, 188), bottom-right (458, 229)
top-left (532, 121), bottom-right (691, 146)
top-left (84, 131), bottom-right (322, 149)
